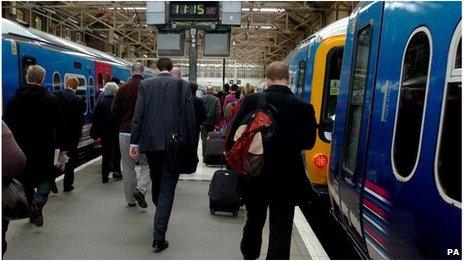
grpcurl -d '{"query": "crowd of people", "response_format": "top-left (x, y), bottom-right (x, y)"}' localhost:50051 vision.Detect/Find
top-left (2, 59), bottom-right (317, 259)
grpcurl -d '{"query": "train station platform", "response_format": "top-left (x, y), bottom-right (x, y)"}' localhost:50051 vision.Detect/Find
top-left (3, 154), bottom-right (324, 260)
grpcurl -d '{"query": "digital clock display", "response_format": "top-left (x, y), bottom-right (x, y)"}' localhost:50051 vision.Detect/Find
top-left (169, 2), bottom-right (219, 21)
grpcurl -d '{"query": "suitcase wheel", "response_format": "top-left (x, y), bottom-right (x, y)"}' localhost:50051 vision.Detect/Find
top-left (210, 208), bottom-right (216, 215)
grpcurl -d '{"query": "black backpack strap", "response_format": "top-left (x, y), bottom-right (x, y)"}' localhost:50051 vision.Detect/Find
top-left (257, 93), bottom-right (266, 109)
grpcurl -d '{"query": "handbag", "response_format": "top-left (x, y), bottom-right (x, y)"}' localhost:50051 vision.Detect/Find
top-left (2, 178), bottom-right (30, 220)
top-left (167, 80), bottom-right (198, 174)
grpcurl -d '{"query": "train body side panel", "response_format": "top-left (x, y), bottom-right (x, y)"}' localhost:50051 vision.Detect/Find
top-left (2, 39), bottom-right (20, 113)
top-left (364, 1), bottom-right (462, 259)
top-left (111, 65), bottom-right (131, 84)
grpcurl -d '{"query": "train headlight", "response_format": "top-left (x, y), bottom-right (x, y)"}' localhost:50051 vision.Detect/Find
top-left (313, 153), bottom-right (328, 168)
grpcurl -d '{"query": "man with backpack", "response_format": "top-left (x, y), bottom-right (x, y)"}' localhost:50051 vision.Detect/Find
top-left (225, 61), bottom-right (317, 259)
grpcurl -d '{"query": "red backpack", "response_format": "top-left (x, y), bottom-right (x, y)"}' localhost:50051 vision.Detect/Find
top-left (225, 94), bottom-right (276, 177)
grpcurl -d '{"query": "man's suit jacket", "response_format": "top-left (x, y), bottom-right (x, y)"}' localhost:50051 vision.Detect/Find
top-left (130, 73), bottom-right (196, 153)
top-left (53, 89), bottom-right (86, 150)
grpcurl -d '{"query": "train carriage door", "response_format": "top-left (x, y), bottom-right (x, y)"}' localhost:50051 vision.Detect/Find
top-left (94, 60), bottom-right (112, 95)
top-left (335, 2), bottom-right (384, 255)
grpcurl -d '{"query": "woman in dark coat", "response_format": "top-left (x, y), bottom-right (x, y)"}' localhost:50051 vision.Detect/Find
top-left (90, 82), bottom-right (122, 183)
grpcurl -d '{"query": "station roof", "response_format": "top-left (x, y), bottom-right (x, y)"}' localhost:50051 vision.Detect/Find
top-left (2, 1), bottom-right (357, 65)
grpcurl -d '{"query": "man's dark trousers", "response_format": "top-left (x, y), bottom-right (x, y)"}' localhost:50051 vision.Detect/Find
top-left (63, 147), bottom-right (78, 190)
top-left (241, 195), bottom-right (295, 260)
top-left (146, 151), bottom-right (180, 241)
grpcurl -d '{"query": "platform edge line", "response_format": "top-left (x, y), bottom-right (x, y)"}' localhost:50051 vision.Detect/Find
top-left (55, 156), bottom-right (102, 182)
top-left (294, 206), bottom-right (330, 260)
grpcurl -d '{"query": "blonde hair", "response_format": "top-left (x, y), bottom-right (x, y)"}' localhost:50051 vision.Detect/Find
top-left (66, 76), bottom-right (79, 90)
top-left (26, 65), bottom-right (45, 84)
top-left (102, 82), bottom-right (119, 96)
top-left (243, 83), bottom-right (255, 95)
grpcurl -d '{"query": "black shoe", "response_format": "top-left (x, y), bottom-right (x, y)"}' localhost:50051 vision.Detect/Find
top-left (63, 185), bottom-right (74, 192)
top-left (102, 178), bottom-right (109, 183)
top-left (128, 203), bottom-right (137, 207)
top-left (29, 204), bottom-right (43, 227)
top-left (133, 188), bottom-right (148, 208)
top-left (152, 240), bottom-right (169, 253)
top-left (50, 180), bottom-right (58, 193)
top-left (112, 172), bottom-right (123, 180)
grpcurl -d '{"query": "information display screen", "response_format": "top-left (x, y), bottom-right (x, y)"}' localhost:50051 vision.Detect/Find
top-left (157, 33), bottom-right (185, 56)
top-left (169, 2), bottom-right (219, 21)
top-left (203, 33), bottom-right (230, 57)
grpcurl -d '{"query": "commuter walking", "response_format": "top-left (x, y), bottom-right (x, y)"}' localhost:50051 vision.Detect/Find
top-left (223, 83), bottom-right (239, 110)
top-left (90, 82), bottom-right (122, 183)
top-left (229, 83), bottom-right (255, 121)
top-left (53, 76), bottom-right (86, 192)
top-left (112, 62), bottom-right (151, 208)
top-left (201, 86), bottom-right (221, 156)
top-left (4, 65), bottom-right (65, 227)
top-left (225, 61), bottom-right (317, 259)
top-left (130, 57), bottom-right (196, 252)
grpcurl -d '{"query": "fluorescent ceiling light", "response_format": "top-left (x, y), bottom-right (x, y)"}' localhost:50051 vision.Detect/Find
top-left (240, 25), bottom-right (276, 30)
top-left (107, 7), bottom-right (146, 11)
top-left (241, 8), bottom-right (285, 13)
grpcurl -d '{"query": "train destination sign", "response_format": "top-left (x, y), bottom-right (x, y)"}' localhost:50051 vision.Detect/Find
top-left (169, 2), bottom-right (219, 21)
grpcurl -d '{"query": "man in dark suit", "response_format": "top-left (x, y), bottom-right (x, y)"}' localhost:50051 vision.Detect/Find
top-left (130, 58), bottom-right (196, 252)
top-left (53, 76), bottom-right (86, 192)
top-left (225, 61), bottom-right (317, 259)
top-left (4, 65), bottom-right (65, 227)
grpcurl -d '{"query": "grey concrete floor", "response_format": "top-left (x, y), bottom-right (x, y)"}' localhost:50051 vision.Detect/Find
top-left (4, 159), bottom-right (310, 260)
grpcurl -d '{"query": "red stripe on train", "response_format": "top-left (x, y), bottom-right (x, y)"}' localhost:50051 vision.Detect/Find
top-left (364, 180), bottom-right (390, 199)
top-left (364, 225), bottom-right (388, 250)
top-left (363, 198), bottom-right (388, 220)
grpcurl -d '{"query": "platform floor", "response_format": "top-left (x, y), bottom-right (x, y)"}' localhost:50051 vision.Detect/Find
top-left (4, 156), bottom-right (311, 260)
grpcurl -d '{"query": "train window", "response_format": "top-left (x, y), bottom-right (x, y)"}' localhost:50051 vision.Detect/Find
top-left (297, 60), bottom-right (306, 96)
top-left (66, 74), bottom-right (88, 115)
top-left (21, 56), bottom-right (37, 84)
top-left (435, 23), bottom-right (461, 206)
top-left (342, 25), bottom-right (372, 176)
top-left (52, 72), bottom-right (61, 91)
top-left (436, 82), bottom-right (461, 203)
top-left (88, 77), bottom-right (95, 113)
top-left (320, 47), bottom-right (344, 141)
top-left (73, 62), bottom-right (82, 69)
top-left (392, 28), bottom-right (431, 180)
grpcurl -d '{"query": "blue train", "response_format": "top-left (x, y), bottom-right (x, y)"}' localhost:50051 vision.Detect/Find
top-left (327, 1), bottom-right (461, 259)
top-left (2, 18), bottom-right (155, 158)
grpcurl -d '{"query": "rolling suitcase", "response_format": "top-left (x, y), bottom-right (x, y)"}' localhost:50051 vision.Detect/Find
top-left (208, 169), bottom-right (241, 216)
top-left (203, 132), bottom-right (225, 166)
